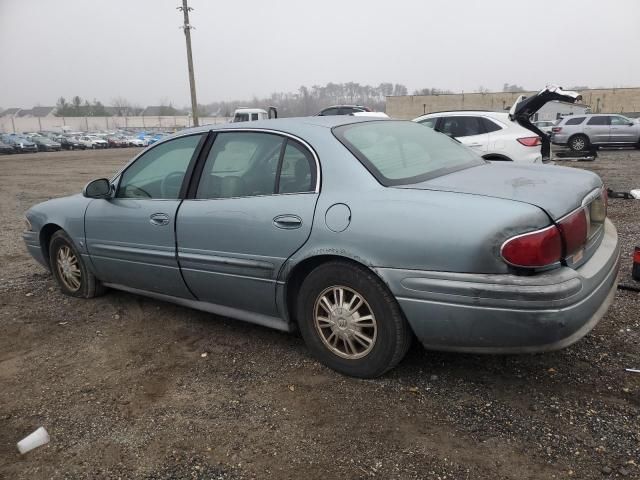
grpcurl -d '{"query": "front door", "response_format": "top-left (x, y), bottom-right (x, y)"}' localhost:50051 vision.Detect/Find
top-left (177, 131), bottom-right (319, 317)
top-left (437, 116), bottom-right (489, 155)
top-left (609, 115), bottom-right (636, 143)
top-left (85, 133), bottom-right (204, 297)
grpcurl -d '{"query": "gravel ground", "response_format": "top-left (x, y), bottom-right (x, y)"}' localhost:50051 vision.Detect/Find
top-left (0, 147), bottom-right (639, 479)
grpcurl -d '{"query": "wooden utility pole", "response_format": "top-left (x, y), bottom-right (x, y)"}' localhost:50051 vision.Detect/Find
top-left (179, 0), bottom-right (199, 127)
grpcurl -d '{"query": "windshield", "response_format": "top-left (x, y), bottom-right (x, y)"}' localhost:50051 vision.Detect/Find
top-left (333, 121), bottom-right (484, 186)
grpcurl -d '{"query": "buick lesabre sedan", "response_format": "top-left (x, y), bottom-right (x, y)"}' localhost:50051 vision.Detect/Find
top-left (23, 117), bottom-right (619, 377)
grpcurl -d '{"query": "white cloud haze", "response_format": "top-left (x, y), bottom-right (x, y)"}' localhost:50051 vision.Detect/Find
top-left (1, 0), bottom-right (639, 107)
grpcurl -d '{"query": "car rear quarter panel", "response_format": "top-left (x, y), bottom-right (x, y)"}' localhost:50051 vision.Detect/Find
top-left (281, 131), bottom-right (552, 277)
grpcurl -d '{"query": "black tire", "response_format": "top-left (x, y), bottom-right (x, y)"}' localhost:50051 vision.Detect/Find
top-left (296, 261), bottom-right (412, 378)
top-left (49, 230), bottom-right (106, 298)
top-left (569, 134), bottom-right (589, 152)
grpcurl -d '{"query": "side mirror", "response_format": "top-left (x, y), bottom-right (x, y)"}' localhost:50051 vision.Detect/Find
top-left (83, 178), bottom-right (112, 198)
top-left (628, 122), bottom-right (634, 126)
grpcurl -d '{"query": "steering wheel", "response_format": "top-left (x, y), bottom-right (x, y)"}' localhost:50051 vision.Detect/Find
top-left (161, 172), bottom-right (184, 199)
top-left (123, 185), bottom-right (152, 198)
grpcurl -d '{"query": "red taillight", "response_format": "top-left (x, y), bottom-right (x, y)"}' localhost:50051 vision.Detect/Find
top-left (501, 226), bottom-right (562, 268)
top-left (557, 208), bottom-right (588, 256)
top-left (551, 127), bottom-right (562, 133)
top-left (633, 247), bottom-right (640, 264)
top-left (517, 136), bottom-right (542, 147)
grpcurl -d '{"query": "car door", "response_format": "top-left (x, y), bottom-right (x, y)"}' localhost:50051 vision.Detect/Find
top-left (84, 133), bottom-right (205, 297)
top-left (609, 115), bottom-right (636, 143)
top-left (584, 116), bottom-right (610, 144)
top-left (177, 131), bottom-right (319, 317)
top-left (437, 116), bottom-right (488, 154)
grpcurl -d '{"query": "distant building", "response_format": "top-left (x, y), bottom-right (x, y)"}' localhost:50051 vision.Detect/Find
top-left (386, 87), bottom-right (640, 120)
top-left (15, 106), bottom-right (56, 118)
top-left (0, 108), bottom-right (21, 118)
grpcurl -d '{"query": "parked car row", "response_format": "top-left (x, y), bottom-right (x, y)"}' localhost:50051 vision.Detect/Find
top-left (0, 129), bottom-right (174, 154)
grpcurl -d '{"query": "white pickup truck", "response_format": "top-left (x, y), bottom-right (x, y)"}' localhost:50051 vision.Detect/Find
top-left (231, 107), bottom-right (277, 123)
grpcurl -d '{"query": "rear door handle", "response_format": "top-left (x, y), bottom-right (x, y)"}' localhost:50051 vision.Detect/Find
top-left (149, 213), bottom-right (170, 226)
top-left (273, 214), bottom-right (302, 229)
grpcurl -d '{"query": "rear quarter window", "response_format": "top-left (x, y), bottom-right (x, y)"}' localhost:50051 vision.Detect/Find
top-left (481, 117), bottom-right (502, 133)
top-left (565, 117), bottom-right (586, 125)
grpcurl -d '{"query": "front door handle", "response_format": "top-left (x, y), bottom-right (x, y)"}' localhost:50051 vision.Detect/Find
top-left (273, 214), bottom-right (302, 229)
top-left (149, 213), bottom-right (170, 226)
top-left (466, 143), bottom-right (483, 147)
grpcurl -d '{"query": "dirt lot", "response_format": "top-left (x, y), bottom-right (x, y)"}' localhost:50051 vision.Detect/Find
top-left (1, 147), bottom-right (639, 479)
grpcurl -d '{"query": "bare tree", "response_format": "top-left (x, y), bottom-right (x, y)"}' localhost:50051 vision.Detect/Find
top-left (111, 96), bottom-right (133, 116)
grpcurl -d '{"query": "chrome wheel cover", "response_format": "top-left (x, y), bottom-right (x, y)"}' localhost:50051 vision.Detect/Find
top-left (56, 245), bottom-right (81, 292)
top-left (313, 286), bottom-right (377, 359)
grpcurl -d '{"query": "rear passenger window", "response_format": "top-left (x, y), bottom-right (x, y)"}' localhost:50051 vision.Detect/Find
top-left (196, 132), bottom-right (284, 199)
top-left (565, 117), bottom-right (586, 125)
top-left (587, 116), bottom-right (608, 126)
top-left (439, 116), bottom-right (485, 137)
top-left (481, 118), bottom-right (502, 133)
top-left (251, 113), bottom-right (259, 121)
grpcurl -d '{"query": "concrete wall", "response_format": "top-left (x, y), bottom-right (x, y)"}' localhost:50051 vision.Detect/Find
top-left (386, 87), bottom-right (640, 120)
top-left (0, 116), bottom-right (232, 134)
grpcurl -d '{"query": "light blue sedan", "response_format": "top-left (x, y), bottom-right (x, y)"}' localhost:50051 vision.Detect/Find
top-left (23, 117), bottom-right (619, 377)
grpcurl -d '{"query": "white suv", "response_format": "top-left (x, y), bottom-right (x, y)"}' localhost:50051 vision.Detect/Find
top-left (412, 111), bottom-right (543, 163)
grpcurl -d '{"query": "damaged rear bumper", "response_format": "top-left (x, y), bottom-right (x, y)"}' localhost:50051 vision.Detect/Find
top-left (376, 219), bottom-right (619, 353)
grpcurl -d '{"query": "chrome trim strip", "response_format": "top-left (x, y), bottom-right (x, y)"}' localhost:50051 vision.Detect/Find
top-left (109, 128), bottom-right (322, 194)
top-left (178, 252), bottom-right (275, 271)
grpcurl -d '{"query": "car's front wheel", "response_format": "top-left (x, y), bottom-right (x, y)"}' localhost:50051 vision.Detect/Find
top-left (50, 230), bottom-right (105, 298)
top-left (569, 134), bottom-right (589, 152)
top-left (296, 261), bottom-right (412, 378)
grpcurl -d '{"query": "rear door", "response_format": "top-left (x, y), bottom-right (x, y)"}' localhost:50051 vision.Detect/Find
top-left (609, 115), bottom-right (636, 143)
top-left (176, 131), bottom-right (319, 317)
top-left (584, 116), bottom-right (610, 144)
top-left (437, 116), bottom-right (488, 155)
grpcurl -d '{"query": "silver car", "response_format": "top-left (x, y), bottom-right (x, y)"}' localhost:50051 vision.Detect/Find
top-left (551, 114), bottom-right (640, 151)
top-left (533, 120), bottom-right (557, 135)
top-left (23, 117), bottom-right (620, 378)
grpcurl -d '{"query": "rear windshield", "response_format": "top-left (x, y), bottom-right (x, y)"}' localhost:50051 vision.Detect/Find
top-left (333, 121), bottom-right (484, 186)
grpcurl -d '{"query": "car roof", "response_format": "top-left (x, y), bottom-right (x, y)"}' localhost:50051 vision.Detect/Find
top-left (182, 115), bottom-right (390, 136)
top-left (234, 108), bottom-right (268, 114)
top-left (146, 116), bottom-right (396, 148)
top-left (322, 104), bottom-right (367, 109)
top-left (414, 111), bottom-right (510, 121)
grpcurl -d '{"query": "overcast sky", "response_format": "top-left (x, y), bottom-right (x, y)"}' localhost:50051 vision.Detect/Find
top-left (1, 0), bottom-right (639, 108)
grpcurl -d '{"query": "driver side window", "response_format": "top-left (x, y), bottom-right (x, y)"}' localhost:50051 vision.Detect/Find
top-left (117, 134), bottom-right (202, 199)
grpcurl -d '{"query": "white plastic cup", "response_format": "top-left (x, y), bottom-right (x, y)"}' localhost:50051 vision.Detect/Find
top-left (17, 427), bottom-right (50, 454)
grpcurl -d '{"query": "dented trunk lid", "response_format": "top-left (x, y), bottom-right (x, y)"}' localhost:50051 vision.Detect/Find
top-left (397, 162), bottom-right (602, 220)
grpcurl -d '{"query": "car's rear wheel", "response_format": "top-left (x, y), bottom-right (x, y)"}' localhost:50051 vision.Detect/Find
top-left (569, 134), bottom-right (589, 152)
top-left (296, 261), bottom-right (412, 378)
top-left (50, 230), bottom-right (105, 298)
